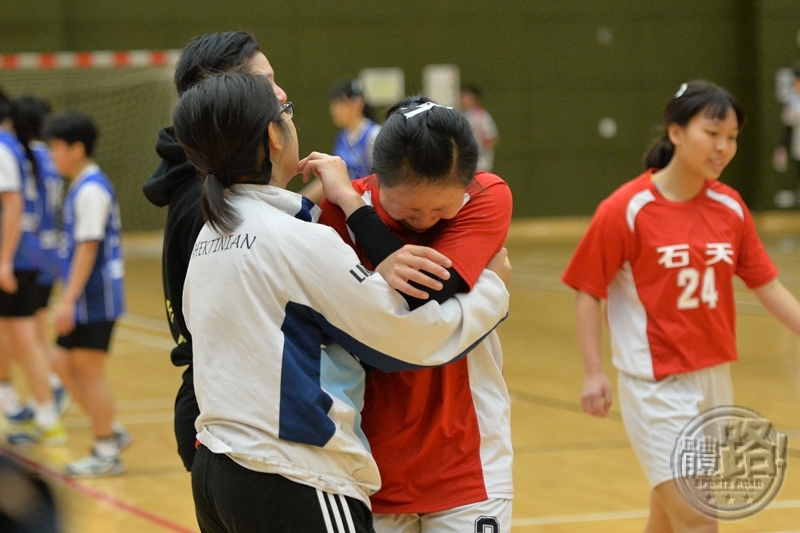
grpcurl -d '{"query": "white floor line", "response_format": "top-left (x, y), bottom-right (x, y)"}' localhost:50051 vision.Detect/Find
top-left (41, 306), bottom-right (174, 350)
top-left (512, 509), bottom-right (649, 526)
top-left (64, 411), bottom-right (175, 428)
top-left (768, 499), bottom-right (800, 510)
top-left (115, 398), bottom-right (175, 411)
top-left (119, 312), bottom-right (171, 332)
top-left (62, 397), bottom-right (175, 427)
top-left (113, 326), bottom-right (175, 351)
top-left (511, 499), bottom-right (800, 527)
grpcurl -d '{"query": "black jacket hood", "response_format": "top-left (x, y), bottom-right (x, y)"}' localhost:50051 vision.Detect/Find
top-left (142, 127), bottom-right (196, 207)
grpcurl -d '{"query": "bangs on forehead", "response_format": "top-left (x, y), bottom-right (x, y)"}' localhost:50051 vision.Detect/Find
top-left (669, 81), bottom-right (745, 130)
top-left (701, 100), bottom-right (734, 122)
top-left (694, 90), bottom-right (744, 128)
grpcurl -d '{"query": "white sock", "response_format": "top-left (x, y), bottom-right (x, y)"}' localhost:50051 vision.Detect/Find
top-left (34, 401), bottom-right (59, 428)
top-left (48, 373), bottom-right (63, 389)
top-left (94, 437), bottom-right (120, 459)
top-left (0, 381), bottom-right (25, 416)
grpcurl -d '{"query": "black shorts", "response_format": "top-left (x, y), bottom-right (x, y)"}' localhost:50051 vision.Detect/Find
top-left (192, 445), bottom-right (374, 533)
top-left (56, 321), bottom-right (116, 352)
top-left (35, 283), bottom-right (53, 311)
top-left (0, 270), bottom-right (40, 318)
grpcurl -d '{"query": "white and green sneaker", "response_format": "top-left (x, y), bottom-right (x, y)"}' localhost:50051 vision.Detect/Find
top-left (7, 420), bottom-right (68, 446)
top-left (66, 450), bottom-right (125, 477)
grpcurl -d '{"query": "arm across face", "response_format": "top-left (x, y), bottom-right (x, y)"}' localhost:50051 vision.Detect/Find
top-left (287, 223), bottom-right (510, 372)
top-left (331, 174), bottom-right (513, 308)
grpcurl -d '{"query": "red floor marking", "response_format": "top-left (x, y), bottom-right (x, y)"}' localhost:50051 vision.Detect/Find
top-left (1, 445), bottom-right (198, 533)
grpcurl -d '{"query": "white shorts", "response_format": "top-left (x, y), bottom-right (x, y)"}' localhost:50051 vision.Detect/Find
top-left (373, 498), bottom-right (511, 533)
top-left (618, 364), bottom-right (733, 489)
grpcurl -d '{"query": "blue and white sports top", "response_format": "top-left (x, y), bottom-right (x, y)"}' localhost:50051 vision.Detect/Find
top-left (333, 119), bottom-right (380, 181)
top-left (0, 130), bottom-right (42, 272)
top-left (31, 141), bottom-right (62, 285)
top-left (61, 164), bottom-right (125, 323)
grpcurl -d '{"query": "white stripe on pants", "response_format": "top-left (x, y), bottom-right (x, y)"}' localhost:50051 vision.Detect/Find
top-left (317, 489), bottom-right (358, 533)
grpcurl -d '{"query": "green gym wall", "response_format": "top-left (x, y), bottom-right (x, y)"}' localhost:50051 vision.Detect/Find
top-left (1, 0), bottom-right (799, 230)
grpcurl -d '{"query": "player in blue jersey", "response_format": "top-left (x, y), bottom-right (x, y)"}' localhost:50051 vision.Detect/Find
top-left (0, 88), bottom-right (66, 446)
top-left (44, 112), bottom-right (130, 477)
top-left (13, 95), bottom-right (71, 417)
top-left (300, 78), bottom-right (380, 203)
top-left (330, 79), bottom-right (381, 181)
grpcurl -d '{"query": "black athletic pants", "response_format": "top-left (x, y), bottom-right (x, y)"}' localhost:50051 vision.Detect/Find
top-left (192, 445), bottom-right (375, 533)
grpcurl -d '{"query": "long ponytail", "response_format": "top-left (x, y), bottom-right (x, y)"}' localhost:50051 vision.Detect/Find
top-left (643, 136), bottom-right (675, 170)
top-left (200, 169), bottom-right (240, 234)
top-left (10, 101), bottom-right (41, 187)
top-left (173, 73), bottom-right (287, 233)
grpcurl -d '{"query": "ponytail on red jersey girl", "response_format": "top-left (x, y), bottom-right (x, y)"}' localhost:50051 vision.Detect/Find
top-left (644, 80), bottom-right (746, 170)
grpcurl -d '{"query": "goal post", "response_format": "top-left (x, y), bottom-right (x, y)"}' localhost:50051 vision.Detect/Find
top-left (0, 49), bottom-right (181, 232)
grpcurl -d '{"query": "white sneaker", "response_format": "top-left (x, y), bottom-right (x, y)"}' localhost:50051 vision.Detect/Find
top-left (113, 424), bottom-right (133, 451)
top-left (66, 451), bottom-right (125, 477)
top-left (0, 387), bottom-right (30, 422)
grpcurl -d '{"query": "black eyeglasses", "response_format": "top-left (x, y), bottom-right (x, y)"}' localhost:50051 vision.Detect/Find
top-left (282, 101), bottom-right (294, 119)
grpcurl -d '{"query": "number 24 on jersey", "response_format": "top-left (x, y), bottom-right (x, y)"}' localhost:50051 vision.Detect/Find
top-left (657, 243), bottom-right (733, 310)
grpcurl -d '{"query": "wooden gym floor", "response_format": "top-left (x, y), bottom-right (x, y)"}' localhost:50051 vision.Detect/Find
top-left (1, 216), bottom-right (799, 533)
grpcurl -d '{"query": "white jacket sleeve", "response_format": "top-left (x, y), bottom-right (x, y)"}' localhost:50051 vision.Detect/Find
top-left (287, 225), bottom-right (508, 372)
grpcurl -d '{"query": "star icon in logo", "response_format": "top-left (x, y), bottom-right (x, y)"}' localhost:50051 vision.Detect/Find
top-left (725, 494), bottom-right (735, 505)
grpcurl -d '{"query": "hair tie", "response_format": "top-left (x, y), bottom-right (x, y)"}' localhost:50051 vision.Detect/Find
top-left (206, 168), bottom-right (222, 181)
top-left (402, 101), bottom-right (453, 119)
top-left (674, 83), bottom-right (688, 99)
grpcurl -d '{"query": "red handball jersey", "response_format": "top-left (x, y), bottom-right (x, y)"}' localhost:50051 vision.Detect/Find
top-left (318, 171), bottom-right (514, 514)
top-left (562, 171), bottom-right (778, 381)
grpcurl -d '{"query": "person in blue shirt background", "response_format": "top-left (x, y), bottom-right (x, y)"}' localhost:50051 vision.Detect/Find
top-left (300, 78), bottom-right (380, 203)
top-left (0, 88), bottom-right (66, 447)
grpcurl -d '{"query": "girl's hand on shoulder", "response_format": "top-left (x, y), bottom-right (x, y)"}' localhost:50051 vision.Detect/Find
top-left (486, 247), bottom-right (512, 287)
top-left (375, 245), bottom-right (452, 300)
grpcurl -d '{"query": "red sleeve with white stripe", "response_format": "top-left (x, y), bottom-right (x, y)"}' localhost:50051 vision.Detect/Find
top-left (735, 199), bottom-right (779, 289)
top-left (562, 196), bottom-right (631, 299)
